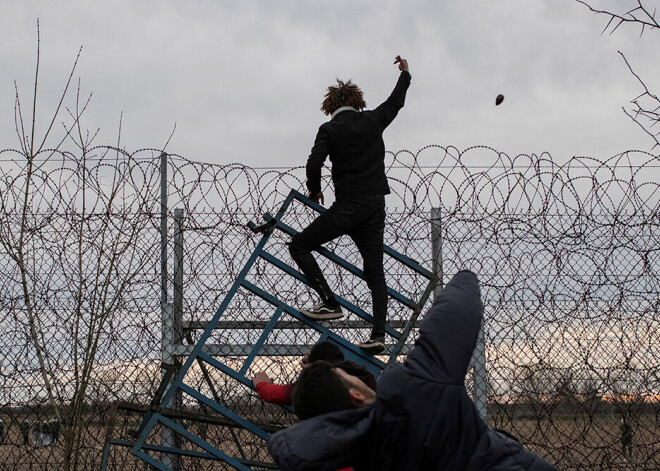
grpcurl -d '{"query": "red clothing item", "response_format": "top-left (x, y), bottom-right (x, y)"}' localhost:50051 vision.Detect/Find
top-left (255, 382), bottom-right (293, 406)
top-left (256, 382), bottom-right (353, 471)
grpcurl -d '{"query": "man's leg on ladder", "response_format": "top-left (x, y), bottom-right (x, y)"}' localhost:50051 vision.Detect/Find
top-left (350, 194), bottom-right (387, 354)
top-left (289, 203), bottom-right (345, 320)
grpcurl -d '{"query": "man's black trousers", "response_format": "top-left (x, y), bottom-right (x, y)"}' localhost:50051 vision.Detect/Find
top-left (289, 194), bottom-right (387, 338)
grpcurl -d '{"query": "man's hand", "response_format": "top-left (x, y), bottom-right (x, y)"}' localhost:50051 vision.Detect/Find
top-left (394, 55), bottom-right (409, 72)
top-left (309, 191), bottom-right (324, 205)
top-left (251, 371), bottom-right (272, 386)
top-left (300, 351), bottom-right (311, 369)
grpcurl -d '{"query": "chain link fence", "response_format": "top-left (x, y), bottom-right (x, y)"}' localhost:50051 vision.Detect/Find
top-left (1, 145), bottom-right (659, 469)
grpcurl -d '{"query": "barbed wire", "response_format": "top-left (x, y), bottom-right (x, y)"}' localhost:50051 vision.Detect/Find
top-left (0, 145), bottom-right (659, 469)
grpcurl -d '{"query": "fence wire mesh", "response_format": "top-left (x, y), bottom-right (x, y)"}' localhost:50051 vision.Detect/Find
top-left (0, 145), bottom-right (659, 470)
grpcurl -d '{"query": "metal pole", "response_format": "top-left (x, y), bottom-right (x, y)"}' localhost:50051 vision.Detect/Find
top-left (431, 207), bottom-right (487, 421)
top-left (431, 207), bottom-right (443, 298)
top-left (160, 152), bottom-right (168, 308)
top-left (173, 208), bottom-right (184, 346)
top-left (159, 152), bottom-right (181, 469)
top-left (164, 208), bottom-right (185, 470)
top-left (472, 324), bottom-right (488, 421)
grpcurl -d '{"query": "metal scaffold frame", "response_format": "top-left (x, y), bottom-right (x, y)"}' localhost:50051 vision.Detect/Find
top-left (125, 189), bottom-right (437, 470)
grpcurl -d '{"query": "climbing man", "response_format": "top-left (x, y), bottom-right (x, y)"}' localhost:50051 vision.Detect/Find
top-left (289, 55), bottom-right (412, 354)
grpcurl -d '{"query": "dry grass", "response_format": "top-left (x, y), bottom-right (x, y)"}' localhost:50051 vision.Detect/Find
top-left (0, 404), bottom-right (658, 470)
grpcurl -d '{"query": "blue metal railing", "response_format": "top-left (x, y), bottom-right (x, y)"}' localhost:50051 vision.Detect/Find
top-left (122, 189), bottom-right (436, 470)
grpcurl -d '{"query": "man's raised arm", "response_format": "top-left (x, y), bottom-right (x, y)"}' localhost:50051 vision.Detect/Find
top-left (404, 270), bottom-right (483, 383)
top-left (372, 55), bottom-right (412, 129)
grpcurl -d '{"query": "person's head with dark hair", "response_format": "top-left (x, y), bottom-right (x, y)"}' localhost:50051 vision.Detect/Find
top-left (300, 341), bottom-right (344, 369)
top-left (308, 341), bottom-right (344, 365)
top-left (320, 79), bottom-right (366, 116)
top-left (293, 361), bottom-right (376, 420)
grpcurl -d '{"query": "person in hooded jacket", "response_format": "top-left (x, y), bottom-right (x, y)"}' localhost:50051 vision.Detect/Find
top-left (267, 270), bottom-right (558, 471)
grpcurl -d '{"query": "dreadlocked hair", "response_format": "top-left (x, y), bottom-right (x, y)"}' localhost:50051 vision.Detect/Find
top-left (320, 79), bottom-right (366, 116)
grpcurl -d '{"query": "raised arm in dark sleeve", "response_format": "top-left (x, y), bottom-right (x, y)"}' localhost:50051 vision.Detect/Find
top-left (404, 270), bottom-right (483, 383)
top-left (371, 71), bottom-right (411, 130)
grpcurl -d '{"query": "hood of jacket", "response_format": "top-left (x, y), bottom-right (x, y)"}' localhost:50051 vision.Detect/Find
top-left (267, 405), bottom-right (375, 471)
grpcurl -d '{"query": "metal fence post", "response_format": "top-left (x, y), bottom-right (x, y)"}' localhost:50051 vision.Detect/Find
top-left (159, 153), bottom-right (182, 470)
top-left (472, 324), bottom-right (488, 421)
top-left (431, 207), bottom-right (443, 299)
top-left (431, 207), bottom-right (487, 421)
top-left (160, 152), bottom-right (168, 309)
top-left (173, 208), bottom-right (185, 347)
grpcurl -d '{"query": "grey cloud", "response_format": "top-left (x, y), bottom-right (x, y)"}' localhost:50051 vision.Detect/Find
top-left (1, 0), bottom-right (658, 167)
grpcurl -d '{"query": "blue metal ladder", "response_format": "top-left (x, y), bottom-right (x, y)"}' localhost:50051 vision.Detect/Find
top-left (126, 189), bottom-right (436, 470)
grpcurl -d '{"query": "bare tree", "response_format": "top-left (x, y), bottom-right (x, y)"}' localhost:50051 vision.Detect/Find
top-left (576, 0), bottom-right (660, 150)
top-left (0, 21), bottom-right (159, 470)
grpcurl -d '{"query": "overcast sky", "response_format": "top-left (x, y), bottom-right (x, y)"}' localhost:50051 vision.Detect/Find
top-left (2, 0), bottom-right (659, 167)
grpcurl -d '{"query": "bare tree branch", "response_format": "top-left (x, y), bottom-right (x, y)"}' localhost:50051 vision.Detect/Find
top-left (15, 22), bottom-right (64, 428)
top-left (618, 51), bottom-right (660, 149)
top-left (35, 46), bottom-right (84, 155)
top-left (14, 82), bottom-right (28, 155)
top-left (161, 121), bottom-right (177, 153)
top-left (29, 19), bottom-right (41, 158)
top-left (577, 1), bottom-right (660, 151)
top-left (576, 0), bottom-right (660, 35)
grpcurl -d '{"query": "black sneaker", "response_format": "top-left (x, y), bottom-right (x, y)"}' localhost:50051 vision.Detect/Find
top-left (357, 336), bottom-right (385, 354)
top-left (300, 302), bottom-right (343, 320)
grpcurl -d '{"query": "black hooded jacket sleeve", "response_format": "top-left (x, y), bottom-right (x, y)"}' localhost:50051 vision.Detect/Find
top-left (404, 269), bottom-right (484, 382)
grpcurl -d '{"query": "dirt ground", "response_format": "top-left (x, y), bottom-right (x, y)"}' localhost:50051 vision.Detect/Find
top-left (0, 407), bottom-right (658, 470)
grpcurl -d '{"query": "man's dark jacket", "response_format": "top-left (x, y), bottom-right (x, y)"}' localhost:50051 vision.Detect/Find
top-left (306, 71), bottom-right (411, 196)
top-left (267, 271), bottom-right (558, 471)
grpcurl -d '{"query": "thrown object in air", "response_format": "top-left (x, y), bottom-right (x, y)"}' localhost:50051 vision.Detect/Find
top-left (495, 94), bottom-right (504, 106)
